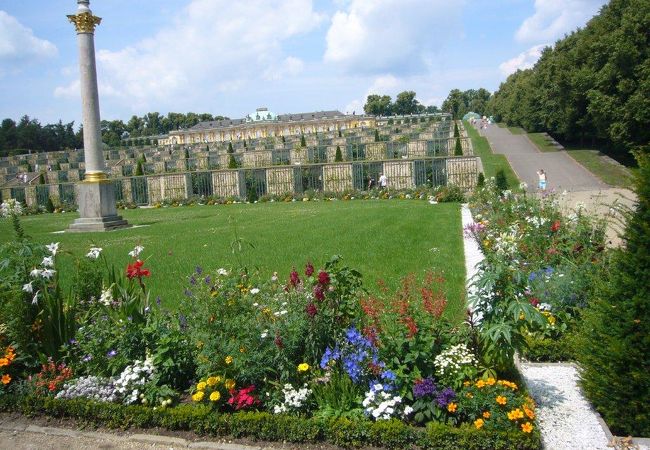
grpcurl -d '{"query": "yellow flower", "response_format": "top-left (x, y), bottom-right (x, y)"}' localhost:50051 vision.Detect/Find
top-left (475, 379), bottom-right (486, 388)
top-left (225, 379), bottom-right (235, 390)
top-left (465, 392), bottom-right (474, 399)
top-left (521, 422), bottom-right (534, 433)
top-left (206, 376), bottom-right (219, 386)
top-left (474, 418), bottom-right (484, 429)
top-left (463, 381), bottom-right (471, 387)
top-left (196, 382), bottom-right (207, 391)
top-left (486, 377), bottom-right (496, 386)
top-left (209, 391), bottom-right (221, 402)
top-left (192, 391), bottom-right (205, 402)
top-left (225, 356), bottom-right (233, 365)
top-left (547, 315), bottom-right (556, 325)
top-left (297, 363), bottom-right (310, 372)
top-left (507, 408), bottom-right (524, 420)
top-left (239, 347), bottom-right (246, 353)
top-left (447, 402), bottom-right (457, 413)
top-left (496, 396), bottom-right (507, 405)
top-left (482, 411), bottom-right (491, 419)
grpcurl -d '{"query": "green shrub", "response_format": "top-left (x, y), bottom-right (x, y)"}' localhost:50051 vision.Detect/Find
top-left (228, 141), bottom-right (233, 153)
top-left (301, 134), bottom-right (307, 147)
top-left (455, 138), bottom-right (463, 156)
top-left (454, 122), bottom-right (460, 138)
top-left (135, 160), bottom-right (144, 176)
top-left (335, 145), bottom-right (343, 162)
top-left (0, 395), bottom-right (541, 449)
top-left (495, 169), bottom-right (508, 193)
top-left (575, 152), bottom-right (650, 436)
top-left (46, 197), bottom-right (55, 213)
top-left (477, 172), bottom-right (485, 188)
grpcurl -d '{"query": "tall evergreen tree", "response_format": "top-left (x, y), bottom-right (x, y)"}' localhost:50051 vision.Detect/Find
top-left (576, 152), bottom-right (650, 436)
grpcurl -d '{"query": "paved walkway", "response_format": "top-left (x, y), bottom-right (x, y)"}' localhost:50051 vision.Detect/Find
top-left (478, 124), bottom-right (609, 192)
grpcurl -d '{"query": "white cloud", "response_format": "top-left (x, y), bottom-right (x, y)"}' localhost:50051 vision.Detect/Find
top-left (55, 0), bottom-right (324, 111)
top-left (515, 0), bottom-right (607, 44)
top-left (0, 11), bottom-right (57, 63)
top-left (499, 44), bottom-right (547, 76)
top-left (324, 0), bottom-right (463, 75)
top-left (263, 56), bottom-right (305, 81)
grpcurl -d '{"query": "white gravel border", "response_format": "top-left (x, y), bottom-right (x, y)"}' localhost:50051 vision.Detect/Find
top-left (459, 204), bottom-right (644, 450)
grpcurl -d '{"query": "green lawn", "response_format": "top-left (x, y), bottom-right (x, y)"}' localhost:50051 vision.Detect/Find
top-left (464, 121), bottom-right (519, 189)
top-left (507, 126), bottom-right (526, 135)
top-left (1, 200), bottom-right (467, 321)
top-left (527, 132), bottom-right (559, 153)
top-left (564, 149), bottom-right (635, 189)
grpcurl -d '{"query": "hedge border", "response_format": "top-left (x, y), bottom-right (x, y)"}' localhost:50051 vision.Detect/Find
top-left (0, 395), bottom-right (541, 449)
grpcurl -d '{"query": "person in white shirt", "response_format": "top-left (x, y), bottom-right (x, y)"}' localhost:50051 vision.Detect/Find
top-left (537, 169), bottom-right (547, 191)
top-left (379, 173), bottom-right (387, 190)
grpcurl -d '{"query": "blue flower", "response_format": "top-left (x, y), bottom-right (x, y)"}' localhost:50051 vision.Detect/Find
top-left (204, 276), bottom-right (212, 285)
top-left (106, 350), bottom-right (117, 358)
top-left (195, 266), bottom-right (203, 275)
top-left (320, 345), bottom-right (341, 369)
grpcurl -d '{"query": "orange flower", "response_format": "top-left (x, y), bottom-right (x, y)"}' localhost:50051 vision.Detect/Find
top-left (0, 358), bottom-right (8, 367)
top-left (496, 396), bottom-right (507, 405)
top-left (507, 408), bottom-right (524, 420)
top-left (482, 411), bottom-right (491, 419)
top-left (521, 422), bottom-right (534, 433)
top-left (1, 374), bottom-right (10, 385)
top-left (475, 379), bottom-right (486, 388)
top-left (447, 402), bottom-right (457, 413)
top-left (474, 418), bottom-right (484, 429)
top-left (486, 377), bottom-right (496, 386)
top-left (524, 407), bottom-right (536, 419)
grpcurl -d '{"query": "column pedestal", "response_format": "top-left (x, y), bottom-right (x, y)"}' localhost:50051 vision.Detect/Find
top-left (68, 181), bottom-right (129, 232)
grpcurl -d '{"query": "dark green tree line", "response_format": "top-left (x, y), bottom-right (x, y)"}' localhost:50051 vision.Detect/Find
top-left (487, 0), bottom-right (649, 158)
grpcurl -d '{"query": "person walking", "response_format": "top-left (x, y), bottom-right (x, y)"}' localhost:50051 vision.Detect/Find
top-left (379, 173), bottom-right (387, 190)
top-left (537, 169), bottom-right (547, 191)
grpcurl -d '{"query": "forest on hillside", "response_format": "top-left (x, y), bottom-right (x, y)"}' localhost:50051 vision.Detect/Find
top-left (487, 0), bottom-right (649, 160)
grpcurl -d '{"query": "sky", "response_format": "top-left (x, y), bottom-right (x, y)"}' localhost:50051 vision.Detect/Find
top-left (0, 0), bottom-right (608, 127)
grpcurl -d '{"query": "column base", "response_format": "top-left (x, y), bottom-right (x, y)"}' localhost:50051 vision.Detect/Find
top-left (67, 180), bottom-right (131, 232)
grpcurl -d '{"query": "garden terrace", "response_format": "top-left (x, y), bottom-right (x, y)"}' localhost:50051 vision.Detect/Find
top-left (0, 119), bottom-right (477, 208)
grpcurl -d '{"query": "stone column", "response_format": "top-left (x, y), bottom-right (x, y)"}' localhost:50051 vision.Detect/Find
top-left (67, 0), bottom-right (128, 232)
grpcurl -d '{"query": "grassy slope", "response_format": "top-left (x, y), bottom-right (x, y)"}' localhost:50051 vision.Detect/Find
top-left (1, 201), bottom-right (467, 321)
top-left (464, 121), bottom-right (519, 189)
top-left (527, 132), bottom-right (559, 153)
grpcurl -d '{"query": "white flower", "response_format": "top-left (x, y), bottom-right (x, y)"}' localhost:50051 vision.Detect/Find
top-left (99, 288), bottom-right (113, 306)
top-left (0, 199), bottom-right (24, 217)
top-left (128, 245), bottom-right (144, 258)
top-left (271, 272), bottom-right (278, 282)
top-left (217, 268), bottom-right (229, 276)
top-left (32, 291), bottom-right (40, 305)
top-left (86, 247), bottom-right (102, 259)
top-left (519, 182), bottom-right (528, 190)
top-left (46, 242), bottom-right (60, 256)
top-left (22, 282), bottom-right (33, 293)
top-left (41, 268), bottom-right (56, 280)
top-left (250, 288), bottom-right (260, 295)
top-left (41, 256), bottom-right (54, 267)
top-left (403, 406), bottom-right (414, 416)
top-left (30, 268), bottom-right (43, 278)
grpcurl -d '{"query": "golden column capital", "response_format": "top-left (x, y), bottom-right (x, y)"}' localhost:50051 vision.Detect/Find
top-left (67, 12), bottom-right (101, 33)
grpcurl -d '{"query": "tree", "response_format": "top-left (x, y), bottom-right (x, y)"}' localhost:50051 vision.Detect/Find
top-left (393, 91), bottom-right (419, 115)
top-left (335, 145), bottom-right (343, 162)
top-left (576, 152), bottom-right (650, 436)
top-left (374, 129), bottom-right (380, 142)
top-left (300, 134), bottom-right (306, 147)
top-left (228, 142), bottom-right (234, 153)
top-left (454, 122), bottom-right (460, 138)
top-left (442, 89), bottom-right (465, 119)
top-left (228, 154), bottom-right (238, 169)
top-left (454, 138), bottom-right (463, 156)
top-left (364, 94), bottom-right (392, 116)
top-left (135, 159), bottom-right (144, 176)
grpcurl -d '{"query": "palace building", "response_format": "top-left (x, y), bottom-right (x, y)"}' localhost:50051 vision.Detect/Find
top-left (158, 107), bottom-right (375, 145)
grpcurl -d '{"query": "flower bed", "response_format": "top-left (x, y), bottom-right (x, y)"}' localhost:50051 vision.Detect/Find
top-left (0, 200), bottom-right (540, 449)
top-left (464, 181), bottom-right (608, 365)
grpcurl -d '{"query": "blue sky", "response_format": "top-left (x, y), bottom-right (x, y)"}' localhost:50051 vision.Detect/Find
top-left (0, 0), bottom-right (607, 126)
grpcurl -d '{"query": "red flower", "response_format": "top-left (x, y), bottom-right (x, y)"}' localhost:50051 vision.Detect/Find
top-left (227, 385), bottom-right (259, 410)
top-left (529, 297), bottom-right (540, 307)
top-left (274, 334), bottom-right (284, 349)
top-left (318, 270), bottom-right (330, 285)
top-left (305, 262), bottom-right (314, 277)
top-left (126, 260), bottom-right (150, 279)
top-left (313, 284), bottom-right (325, 301)
top-left (288, 268), bottom-right (300, 288)
top-left (550, 220), bottom-right (561, 232)
top-left (305, 302), bottom-right (317, 317)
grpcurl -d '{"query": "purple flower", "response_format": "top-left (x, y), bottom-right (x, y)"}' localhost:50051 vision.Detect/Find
top-left (189, 276), bottom-right (196, 285)
top-left (413, 377), bottom-right (437, 398)
top-left (82, 354), bottom-right (92, 362)
top-left (156, 296), bottom-right (162, 305)
top-left (184, 288), bottom-right (193, 297)
top-left (195, 266), bottom-right (203, 275)
top-left (107, 350), bottom-right (117, 358)
top-left (179, 313), bottom-right (188, 331)
top-left (435, 387), bottom-right (456, 407)
top-left (68, 339), bottom-right (77, 345)
top-left (204, 275), bottom-right (211, 285)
